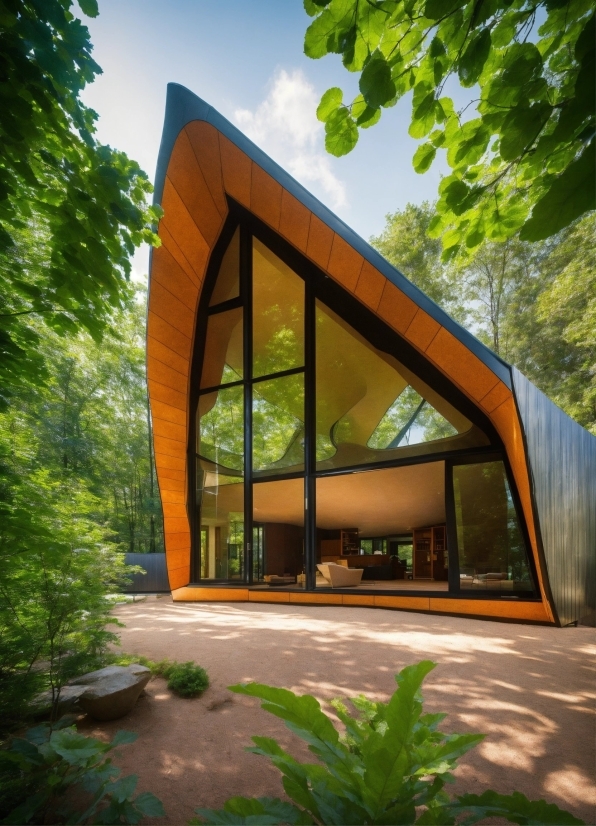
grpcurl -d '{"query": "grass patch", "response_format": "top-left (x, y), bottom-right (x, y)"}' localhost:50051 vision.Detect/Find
top-left (108, 653), bottom-right (209, 697)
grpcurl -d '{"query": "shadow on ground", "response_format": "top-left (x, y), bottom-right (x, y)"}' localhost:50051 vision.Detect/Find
top-left (80, 598), bottom-right (596, 825)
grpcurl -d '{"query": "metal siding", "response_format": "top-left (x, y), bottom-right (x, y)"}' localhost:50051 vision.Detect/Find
top-left (512, 368), bottom-right (596, 625)
top-left (124, 553), bottom-right (170, 593)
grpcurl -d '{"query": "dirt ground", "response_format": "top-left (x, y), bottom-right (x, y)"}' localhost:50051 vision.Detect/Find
top-left (79, 597), bottom-right (596, 825)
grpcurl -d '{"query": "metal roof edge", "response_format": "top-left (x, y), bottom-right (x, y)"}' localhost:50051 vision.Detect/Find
top-left (154, 82), bottom-right (512, 388)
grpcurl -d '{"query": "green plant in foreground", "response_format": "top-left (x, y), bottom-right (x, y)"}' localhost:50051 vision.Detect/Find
top-left (192, 661), bottom-right (582, 825)
top-left (167, 662), bottom-right (210, 698)
top-left (0, 715), bottom-right (164, 825)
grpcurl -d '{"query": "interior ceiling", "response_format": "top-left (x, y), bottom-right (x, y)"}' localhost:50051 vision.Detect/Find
top-left (213, 462), bottom-right (445, 535)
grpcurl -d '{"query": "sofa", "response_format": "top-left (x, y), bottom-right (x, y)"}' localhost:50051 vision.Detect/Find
top-left (317, 563), bottom-right (364, 588)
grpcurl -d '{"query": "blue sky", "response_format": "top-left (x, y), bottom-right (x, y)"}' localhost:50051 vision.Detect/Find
top-left (81, 1), bottom-right (450, 278)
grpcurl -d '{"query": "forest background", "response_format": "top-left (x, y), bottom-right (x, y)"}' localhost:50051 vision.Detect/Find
top-left (0, 0), bottom-right (593, 727)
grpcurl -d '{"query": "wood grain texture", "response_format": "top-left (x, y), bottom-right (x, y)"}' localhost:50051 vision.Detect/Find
top-left (151, 246), bottom-right (200, 313)
top-left (405, 309), bottom-right (441, 352)
top-left (306, 214), bottom-right (334, 270)
top-left (172, 587), bottom-right (250, 602)
top-left (147, 311), bottom-right (192, 360)
top-left (479, 380), bottom-right (511, 413)
top-left (184, 122), bottom-right (227, 216)
top-left (428, 598), bottom-right (552, 623)
top-left (377, 282), bottom-right (418, 333)
top-left (219, 135), bottom-right (251, 207)
top-left (355, 261), bottom-right (385, 312)
top-left (251, 165), bottom-right (282, 230)
top-left (279, 189), bottom-right (310, 252)
top-left (147, 336), bottom-right (190, 378)
top-left (426, 328), bottom-right (499, 402)
top-left (161, 177), bottom-right (210, 280)
top-left (146, 359), bottom-right (188, 395)
top-left (375, 595), bottom-right (430, 611)
top-left (289, 592), bottom-right (343, 605)
top-left (327, 233), bottom-right (364, 293)
top-left (248, 591), bottom-right (291, 603)
top-left (151, 417), bottom-right (187, 443)
top-left (342, 594), bottom-right (376, 606)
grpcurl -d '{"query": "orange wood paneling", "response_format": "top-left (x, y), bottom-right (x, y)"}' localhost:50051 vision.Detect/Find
top-left (405, 309), bottom-right (441, 352)
top-left (166, 547), bottom-right (191, 570)
top-left (279, 189), bottom-right (310, 252)
top-left (355, 261), bottom-right (385, 312)
top-left (157, 472), bottom-right (186, 490)
top-left (147, 311), bottom-right (192, 360)
top-left (426, 328), bottom-right (499, 402)
top-left (342, 594), bottom-right (376, 606)
top-left (161, 177), bottom-right (210, 279)
top-left (289, 592), bottom-right (343, 605)
top-left (153, 434), bottom-right (186, 459)
top-left (151, 246), bottom-right (200, 313)
top-left (306, 214), bottom-right (334, 270)
top-left (219, 135), bottom-right (252, 207)
top-left (150, 399), bottom-right (187, 427)
top-left (429, 598), bottom-right (552, 623)
top-left (184, 122), bottom-right (227, 216)
top-left (162, 502), bottom-right (188, 518)
top-left (147, 360), bottom-right (188, 395)
top-left (160, 488), bottom-right (186, 504)
top-left (168, 567), bottom-right (190, 590)
top-left (158, 225), bottom-right (201, 288)
top-left (151, 417), bottom-right (186, 444)
top-left (251, 165), bottom-right (282, 230)
top-left (377, 282), bottom-right (418, 333)
top-left (154, 452), bottom-right (186, 472)
top-left (248, 591), bottom-right (291, 603)
top-left (172, 587), bottom-right (249, 602)
top-left (375, 595), bottom-right (430, 611)
top-left (166, 130), bottom-right (223, 246)
top-left (327, 234), bottom-right (364, 293)
top-left (148, 380), bottom-right (187, 412)
top-left (164, 516), bottom-right (191, 534)
top-left (163, 532), bottom-right (191, 551)
top-left (149, 280), bottom-right (195, 340)
top-left (479, 380), bottom-right (511, 413)
top-left (147, 336), bottom-right (189, 378)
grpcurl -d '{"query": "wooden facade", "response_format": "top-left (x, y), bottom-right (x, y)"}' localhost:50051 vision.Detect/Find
top-left (147, 83), bottom-right (595, 626)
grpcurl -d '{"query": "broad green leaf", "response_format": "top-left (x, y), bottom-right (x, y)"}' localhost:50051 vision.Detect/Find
top-left (78, 0), bottom-right (99, 16)
top-left (351, 94), bottom-right (381, 128)
top-left (458, 28), bottom-right (491, 87)
top-left (499, 102), bottom-right (552, 162)
top-left (316, 87), bottom-right (343, 122)
top-left (424, 0), bottom-right (462, 21)
top-left (521, 143), bottom-right (596, 241)
top-left (111, 730), bottom-right (138, 747)
top-left (134, 791), bottom-right (166, 817)
top-left (409, 92), bottom-right (437, 139)
top-left (453, 790), bottom-right (585, 824)
top-left (324, 108), bottom-right (359, 156)
top-left (50, 728), bottom-right (106, 764)
top-left (359, 52), bottom-right (396, 108)
top-left (413, 142), bottom-right (437, 173)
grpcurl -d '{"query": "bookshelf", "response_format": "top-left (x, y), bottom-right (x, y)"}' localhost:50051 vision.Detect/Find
top-left (413, 525), bottom-right (447, 580)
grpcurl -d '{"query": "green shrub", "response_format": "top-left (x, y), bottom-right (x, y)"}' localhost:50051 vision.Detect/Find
top-left (192, 660), bottom-right (583, 826)
top-left (0, 716), bottom-right (164, 824)
top-left (167, 662), bottom-right (209, 698)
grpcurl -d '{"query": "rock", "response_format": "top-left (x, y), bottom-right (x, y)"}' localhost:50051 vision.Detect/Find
top-left (31, 684), bottom-right (87, 717)
top-left (206, 691), bottom-right (233, 711)
top-left (70, 665), bottom-right (151, 722)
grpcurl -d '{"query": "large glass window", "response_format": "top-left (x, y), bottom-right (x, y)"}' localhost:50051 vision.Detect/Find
top-left (200, 307), bottom-right (243, 389)
top-left (196, 386), bottom-right (244, 580)
top-left (252, 374), bottom-right (304, 475)
top-left (253, 238), bottom-right (304, 377)
top-left (253, 478), bottom-right (305, 586)
top-left (210, 227), bottom-right (240, 306)
top-left (453, 461), bottom-right (534, 592)
top-left (315, 301), bottom-right (487, 470)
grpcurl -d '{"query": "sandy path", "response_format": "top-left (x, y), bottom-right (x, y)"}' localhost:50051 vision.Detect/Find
top-left (79, 597), bottom-right (595, 825)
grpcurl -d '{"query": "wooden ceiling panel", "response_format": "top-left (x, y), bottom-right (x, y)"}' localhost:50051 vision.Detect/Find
top-left (355, 260), bottom-right (385, 312)
top-left (251, 165), bottom-right (282, 230)
top-left (327, 233), bottom-right (364, 293)
top-left (279, 189), bottom-right (310, 252)
top-left (377, 281), bottom-right (418, 333)
top-left (184, 122), bottom-right (227, 215)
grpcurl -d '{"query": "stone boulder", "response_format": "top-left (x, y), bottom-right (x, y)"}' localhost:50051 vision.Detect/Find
top-left (31, 684), bottom-right (87, 717)
top-left (70, 664), bottom-right (151, 721)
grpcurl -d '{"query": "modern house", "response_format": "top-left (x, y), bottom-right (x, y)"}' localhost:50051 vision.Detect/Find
top-left (147, 83), bottom-right (595, 626)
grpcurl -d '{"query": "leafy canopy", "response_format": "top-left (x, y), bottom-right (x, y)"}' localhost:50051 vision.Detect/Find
top-left (0, 0), bottom-right (162, 407)
top-left (192, 661), bottom-right (583, 825)
top-left (304, 0), bottom-right (595, 258)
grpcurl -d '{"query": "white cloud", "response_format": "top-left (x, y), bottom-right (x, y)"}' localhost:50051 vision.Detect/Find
top-left (234, 69), bottom-right (347, 209)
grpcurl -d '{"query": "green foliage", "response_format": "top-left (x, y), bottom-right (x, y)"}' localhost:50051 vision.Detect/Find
top-left (0, 1), bottom-right (162, 409)
top-left (304, 0), bottom-right (595, 254)
top-left (0, 716), bottom-right (164, 824)
top-left (192, 661), bottom-right (583, 825)
top-left (167, 662), bottom-right (210, 698)
top-left (108, 653), bottom-right (176, 679)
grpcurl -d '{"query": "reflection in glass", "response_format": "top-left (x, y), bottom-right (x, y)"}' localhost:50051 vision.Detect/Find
top-left (315, 300), bottom-right (485, 469)
top-left (453, 461), bottom-right (534, 592)
top-left (253, 374), bottom-right (304, 474)
top-left (200, 307), bottom-right (243, 389)
top-left (253, 238), bottom-right (304, 378)
top-left (210, 227), bottom-right (240, 306)
top-left (253, 478), bottom-right (305, 586)
top-left (197, 386), bottom-right (244, 580)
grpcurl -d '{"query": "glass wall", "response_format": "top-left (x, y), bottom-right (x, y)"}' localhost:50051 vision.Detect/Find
top-left (253, 477), bottom-right (305, 586)
top-left (453, 461), bottom-right (535, 592)
top-left (196, 387), bottom-right (244, 580)
top-left (315, 301), bottom-right (488, 470)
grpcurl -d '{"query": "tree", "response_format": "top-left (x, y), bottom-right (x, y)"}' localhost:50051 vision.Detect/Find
top-left (304, 0), bottom-right (595, 258)
top-left (0, 0), bottom-right (161, 408)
